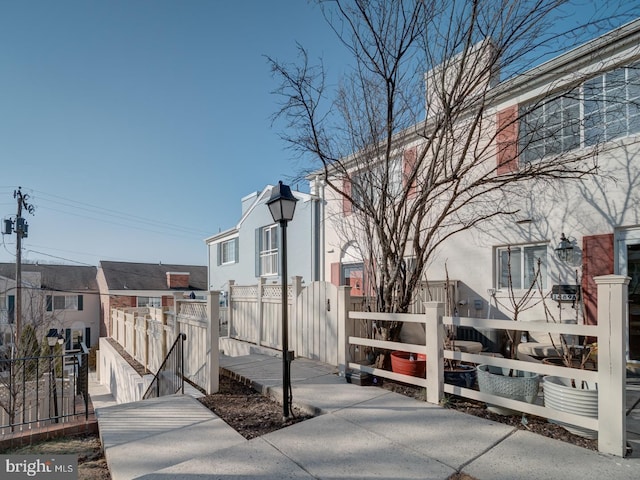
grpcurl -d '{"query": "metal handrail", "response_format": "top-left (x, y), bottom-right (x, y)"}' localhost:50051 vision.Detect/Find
top-left (142, 333), bottom-right (186, 400)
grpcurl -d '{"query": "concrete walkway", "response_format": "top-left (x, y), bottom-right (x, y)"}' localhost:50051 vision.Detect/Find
top-left (92, 355), bottom-right (640, 480)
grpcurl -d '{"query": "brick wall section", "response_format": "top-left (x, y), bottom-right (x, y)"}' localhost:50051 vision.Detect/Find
top-left (0, 403), bottom-right (98, 451)
top-left (162, 295), bottom-right (174, 307)
top-left (166, 272), bottom-right (190, 289)
top-left (110, 295), bottom-right (137, 309)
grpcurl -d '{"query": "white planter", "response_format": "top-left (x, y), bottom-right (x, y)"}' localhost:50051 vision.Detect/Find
top-left (476, 364), bottom-right (540, 415)
top-left (542, 375), bottom-right (598, 439)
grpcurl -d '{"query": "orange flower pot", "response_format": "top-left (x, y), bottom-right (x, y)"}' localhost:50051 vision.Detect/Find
top-left (390, 351), bottom-right (426, 378)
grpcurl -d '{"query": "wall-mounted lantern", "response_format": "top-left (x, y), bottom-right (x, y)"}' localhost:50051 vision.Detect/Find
top-left (554, 233), bottom-right (574, 263)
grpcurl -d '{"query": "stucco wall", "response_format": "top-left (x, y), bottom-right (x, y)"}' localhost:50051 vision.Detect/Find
top-left (98, 337), bottom-right (152, 404)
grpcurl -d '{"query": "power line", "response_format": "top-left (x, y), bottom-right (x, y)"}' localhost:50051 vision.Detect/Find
top-left (30, 188), bottom-right (212, 237)
top-left (1, 185), bottom-right (210, 266)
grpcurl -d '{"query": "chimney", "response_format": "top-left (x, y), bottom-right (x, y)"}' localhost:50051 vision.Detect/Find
top-left (166, 272), bottom-right (190, 289)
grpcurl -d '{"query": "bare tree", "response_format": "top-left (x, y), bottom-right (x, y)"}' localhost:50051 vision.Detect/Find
top-left (269, 1), bottom-right (639, 363)
top-left (0, 282), bottom-right (63, 430)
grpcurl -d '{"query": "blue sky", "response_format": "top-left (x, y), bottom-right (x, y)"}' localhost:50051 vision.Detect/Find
top-left (0, 0), bottom-right (349, 267)
top-left (0, 1), bottom-right (637, 268)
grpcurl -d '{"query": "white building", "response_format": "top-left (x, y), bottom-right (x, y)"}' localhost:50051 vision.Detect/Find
top-left (313, 19), bottom-right (640, 364)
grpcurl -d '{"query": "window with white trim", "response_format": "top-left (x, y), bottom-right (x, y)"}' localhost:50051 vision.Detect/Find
top-left (217, 238), bottom-right (239, 265)
top-left (496, 244), bottom-right (547, 290)
top-left (519, 62), bottom-right (640, 162)
top-left (258, 224), bottom-right (278, 276)
top-left (46, 295), bottom-right (83, 311)
top-left (352, 157), bottom-right (403, 209)
top-left (584, 63), bottom-right (640, 145)
top-left (137, 297), bottom-right (161, 308)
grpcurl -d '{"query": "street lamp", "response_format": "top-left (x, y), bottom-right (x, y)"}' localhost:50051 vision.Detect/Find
top-left (266, 181), bottom-right (298, 420)
top-left (46, 328), bottom-right (64, 423)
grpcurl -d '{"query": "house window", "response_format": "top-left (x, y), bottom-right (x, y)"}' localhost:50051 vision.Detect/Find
top-left (222, 239), bottom-right (237, 264)
top-left (496, 244), bottom-right (547, 290)
top-left (69, 328), bottom-right (90, 350)
top-left (341, 263), bottom-right (365, 296)
top-left (352, 158), bottom-right (402, 209)
top-left (46, 295), bottom-right (83, 311)
top-left (258, 224), bottom-right (279, 276)
top-left (584, 63), bottom-right (640, 146)
top-left (519, 62), bottom-right (640, 161)
top-left (217, 238), bottom-right (239, 265)
top-left (137, 297), bottom-right (161, 308)
top-left (519, 90), bottom-right (581, 163)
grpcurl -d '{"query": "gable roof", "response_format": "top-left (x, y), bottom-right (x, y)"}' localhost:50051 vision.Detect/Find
top-left (0, 263), bottom-right (98, 292)
top-left (99, 261), bottom-right (207, 291)
top-left (205, 184), bottom-right (315, 244)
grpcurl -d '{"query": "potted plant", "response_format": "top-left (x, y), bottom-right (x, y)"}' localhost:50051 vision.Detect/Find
top-left (538, 282), bottom-right (599, 439)
top-left (476, 249), bottom-right (541, 415)
top-left (390, 350), bottom-right (426, 377)
top-left (443, 330), bottom-right (477, 388)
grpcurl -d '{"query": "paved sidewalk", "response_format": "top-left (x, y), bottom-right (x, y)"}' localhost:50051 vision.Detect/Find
top-left (92, 355), bottom-right (640, 480)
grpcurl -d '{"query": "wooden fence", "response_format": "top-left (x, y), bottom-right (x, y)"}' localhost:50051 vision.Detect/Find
top-left (110, 292), bottom-right (220, 394)
top-left (226, 278), bottom-right (457, 365)
top-left (344, 275), bottom-right (628, 457)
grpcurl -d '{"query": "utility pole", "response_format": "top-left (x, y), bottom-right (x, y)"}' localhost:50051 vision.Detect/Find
top-left (7, 187), bottom-right (34, 352)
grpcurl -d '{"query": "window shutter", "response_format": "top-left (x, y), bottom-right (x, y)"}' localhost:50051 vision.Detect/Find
top-left (234, 238), bottom-right (239, 263)
top-left (342, 178), bottom-right (352, 216)
top-left (582, 234), bottom-right (614, 326)
top-left (77, 295), bottom-right (83, 311)
top-left (255, 227), bottom-right (262, 277)
top-left (46, 295), bottom-right (52, 312)
top-left (330, 262), bottom-right (341, 287)
top-left (217, 243), bottom-right (221, 266)
top-left (65, 328), bottom-right (71, 350)
top-left (496, 105), bottom-right (519, 175)
top-left (85, 327), bottom-right (91, 348)
top-left (403, 147), bottom-right (417, 198)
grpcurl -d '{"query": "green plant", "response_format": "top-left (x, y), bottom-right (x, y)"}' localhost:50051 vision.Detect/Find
top-left (18, 325), bottom-right (40, 380)
top-left (88, 344), bottom-right (98, 370)
top-left (537, 271), bottom-right (597, 381)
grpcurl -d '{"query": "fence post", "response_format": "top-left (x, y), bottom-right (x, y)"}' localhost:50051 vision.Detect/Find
top-left (291, 276), bottom-right (302, 357)
top-left (337, 285), bottom-right (352, 376)
top-left (161, 308), bottom-right (168, 360)
top-left (425, 301), bottom-right (445, 405)
top-left (228, 280), bottom-right (235, 337)
top-left (172, 293), bottom-right (182, 341)
top-left (594, 274), bottom-right (629, 457)
top-left (207, 290), bottom-right (220, 394)
top-left (257, 277), bottom-right (265, 345)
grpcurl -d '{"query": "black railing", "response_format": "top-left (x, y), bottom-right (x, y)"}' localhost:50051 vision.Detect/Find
top-left (143, 333), bottom-right (186, 400)
top-left (0, 344), bottom-right (89, 434)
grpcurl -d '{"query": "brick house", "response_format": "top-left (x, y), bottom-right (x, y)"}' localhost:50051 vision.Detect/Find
top-left (97, 261), bottom-right (207, 336)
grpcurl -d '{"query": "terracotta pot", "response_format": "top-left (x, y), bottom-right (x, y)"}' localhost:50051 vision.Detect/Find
top-left (390, 351), bottom-right (426, 378)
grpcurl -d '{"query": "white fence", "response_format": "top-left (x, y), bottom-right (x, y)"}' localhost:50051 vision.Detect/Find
top-left (344, 275), bottom-right (628, 457)
top-left (226, 278), bottom-right (457, 365)
top-left (110, 292), bottom-right (220, 394)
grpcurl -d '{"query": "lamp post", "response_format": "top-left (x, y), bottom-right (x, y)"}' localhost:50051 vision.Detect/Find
top-left (266, 181), bottom-right (298, 420)
top-left (46, 328), bottom-right (64, 423)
